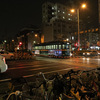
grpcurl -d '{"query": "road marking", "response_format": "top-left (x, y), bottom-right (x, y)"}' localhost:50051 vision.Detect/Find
top-left (8, 63), bottom-right (69, 70)
top-left (0, 68), bottom-right (72, 82)
top-left (0, 78), bottom-right (11, 82)
top-left (28, 66), bottom-right (70, 71)
top-left (23, 67), bottom-right (72, 78)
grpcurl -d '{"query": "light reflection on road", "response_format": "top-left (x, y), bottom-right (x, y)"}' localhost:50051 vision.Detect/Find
top-left (36, 56), bottom-right (100, 69)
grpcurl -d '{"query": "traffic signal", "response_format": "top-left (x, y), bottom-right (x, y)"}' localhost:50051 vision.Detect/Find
top-left (74, 42), bottom-right (78, 47)
top-left (19, 42), bottom-right (22, 46)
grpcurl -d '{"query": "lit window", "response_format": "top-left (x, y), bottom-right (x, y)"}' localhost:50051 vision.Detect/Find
top-left (63, 12), bottom-right (65, 14)
top-left (39, 46), bottom-right (41, 49)
top-left (33, 41), bottom-right (36, 43)
top-left (59, 45), bottom-right (61, 49)
top-left (72, 36), bottom-right (74, 40)
top-left (62, 45), bottom-right (65, 49)
top-left (49, 45), bottom-right (52, 49)
top-left (68, 18), bottom-right (71, 20)
top-left (52, 7), bottom-right (54, 9)
top-left (47, 46), bottom-right (49, 49)
top-left (52, 45), bottom-right (53, 49)
top-left (52, 12), bottom-right (54, 15)
top-left (63, 16), bottom-right (65, 19)
top-left (46, 46), bottom-right (48, 49)
top-left (66, 45), bottom-right (68, 48)
top-left (35, 46), bottom-right (38, 49)
top-left (56, 45), bottom-right (58, 49)
top-left (68, 14), bottom-right (70, 15)
top-left (54, 45), bottom-right (55, 49)
top-left (58, 10), bottom-right (60, 12)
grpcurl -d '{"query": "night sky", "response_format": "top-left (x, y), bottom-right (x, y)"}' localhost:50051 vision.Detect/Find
top-left (0, 0), bottom-right (45, 41)
top-left (0, 0), bottom-right (98, 42)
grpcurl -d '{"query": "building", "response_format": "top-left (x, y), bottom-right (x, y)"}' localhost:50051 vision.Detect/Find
top-left (42, 2), bottom-right (77, 23)
top-left (42, 1), bottom-right (77, 43)
top-left (42, 1), bottom-right (100, 50)
top-left (99, 0), bottom-right (100, 41)
top-left (17, 28), bottom-right (41, 51)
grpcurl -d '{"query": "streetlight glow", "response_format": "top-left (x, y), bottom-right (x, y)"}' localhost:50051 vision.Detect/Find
top-left (35, 34), bottom-right (38, 37)
top-left (70, 3), bottom-right (87, 51)
top-left (81, 4), bottom-right (86, 8)
top-left (70, 9), bottom-right (75, 13)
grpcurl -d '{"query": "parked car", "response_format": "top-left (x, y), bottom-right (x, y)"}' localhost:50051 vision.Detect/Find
top-left (0, 55), bottom-right (8, 73)
top-left (0, 51), bottom-right (14, 60)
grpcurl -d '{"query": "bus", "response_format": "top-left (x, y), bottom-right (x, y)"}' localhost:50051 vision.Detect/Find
top-left (32, 41), bottom-right (72, 58)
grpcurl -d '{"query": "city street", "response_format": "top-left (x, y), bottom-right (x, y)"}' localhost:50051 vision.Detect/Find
top-left (0, 56), bottom-right (100, 82)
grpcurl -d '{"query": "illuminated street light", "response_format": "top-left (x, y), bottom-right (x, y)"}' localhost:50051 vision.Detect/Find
top-left (4, 40), bottom-right (7, 43)
top-left (12, 39), bottom-right (14, 42)
top-left (35, 34), bottom-right (37, 37)
top-left (70, 3), bottom-right (86, 51)
top-left (70, 9), bottom-right (75, 13)
top-left (81, 4), bottom-right (86, 8)
top-left (66, 38), bottom-right (69, 41)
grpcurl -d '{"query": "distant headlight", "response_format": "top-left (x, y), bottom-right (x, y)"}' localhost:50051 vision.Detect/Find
top-left (87, 53), bottom-right (90, 55)
top-left (98, 53), bottom-right (100, 55)
top-left (70, 53), bottom-right (73, 56)
top-left (83, 53), bottom-right (85, 55)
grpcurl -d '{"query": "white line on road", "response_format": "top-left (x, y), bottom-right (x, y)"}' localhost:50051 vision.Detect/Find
top-left (23, 67), bottom-right (72, 78)
top-left (0, 78), bottom-right (11, 82)
top-left (0, 68), bottom-right (72, 82)
top-left (8, 63), bottom-right (60, 70)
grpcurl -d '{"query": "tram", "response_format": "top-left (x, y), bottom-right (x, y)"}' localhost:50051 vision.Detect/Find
top-left (32, 41), bottom-right (72, 57)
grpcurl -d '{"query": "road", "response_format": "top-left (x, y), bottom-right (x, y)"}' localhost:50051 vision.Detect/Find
top-left (0, 56), bottom-right (100, 82)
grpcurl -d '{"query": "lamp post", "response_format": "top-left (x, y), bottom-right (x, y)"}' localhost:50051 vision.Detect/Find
top-left (77, 9), bottom-right (80, 51)
top-left (71, 4), bottom-right (86, 51)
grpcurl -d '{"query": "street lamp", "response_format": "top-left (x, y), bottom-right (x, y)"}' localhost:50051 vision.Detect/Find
top-left (35, 34), bottom-right (38, 37)
top-left (71, 4), bottom-right (86, 51)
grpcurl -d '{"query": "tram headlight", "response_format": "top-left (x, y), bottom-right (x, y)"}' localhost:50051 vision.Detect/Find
top-left (87, 53), bottom-right (90, 55)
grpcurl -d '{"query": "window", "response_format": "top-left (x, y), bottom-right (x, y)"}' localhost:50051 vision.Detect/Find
top-left (39, 46), bottom-right (41, 49)
top-left (52, 7), bottom-right (54, 9)
top-left (56, 45), bottom-right (58, 49)
top-left (72, 36), bottom-right (74, 40)
top-left (54, 45), bottom-right (56, 49)
top-left (49, 45), bottom-right (52, 49)
top-left (68, 18), bottom-right (71, 20)
top-left (63, 12), bottom-right (65, 14)
top-left (62, 44), bottom-right (65, 49)
top-left (58, 10), bottom-right (60, 12)
top-left (52, 45), bottom-right (54, 49)
top-left (42, 46), bottom-right (45, 49)
top-left (35, 46), bottom-right (38, 49)
top-left (52, 12), bottom-right (54, 15)
top-left (46, 46), bottom-right (48, 49)
top-left (59, 45), bottom-right (61, 49)
top-left (63, 16), bottom-right (65, 19)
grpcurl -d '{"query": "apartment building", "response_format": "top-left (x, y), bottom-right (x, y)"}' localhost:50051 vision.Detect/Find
top-left (42, 2), bottom-right (77, 43)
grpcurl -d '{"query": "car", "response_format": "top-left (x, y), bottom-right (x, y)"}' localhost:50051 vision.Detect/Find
top-left (0, 55), bottom-right (8, 73)
top-left (82, 50), bottom-right (98, 56)
top-left (0, 51), bottom-right (14, 60)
